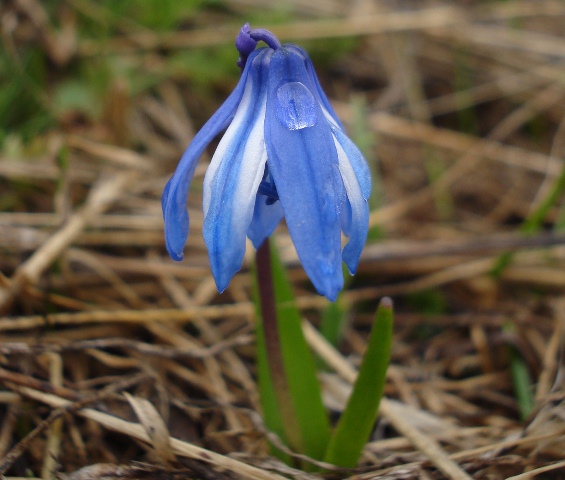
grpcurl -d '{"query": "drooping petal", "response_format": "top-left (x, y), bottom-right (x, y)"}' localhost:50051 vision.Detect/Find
top-left (290, 44), bottom-right (371, 201)
top-left (285, 46), bottom-right (365, 245)
top-left (202, 48), bottom-right (273, 292)
top-left (265, 46), bottom-right (344, 301)
top-left (328, 122), bottom-right (371, 200)
top-left (247, 195), bottom-right (284, 248)
top-left (286, 45), bottom-right (344, 130)
top-left (333, 136), bottom-right (369, 274)
top-left (340, 194), bottom-right (352, 237)
top-left (162, 48), bottom-right (263, 261)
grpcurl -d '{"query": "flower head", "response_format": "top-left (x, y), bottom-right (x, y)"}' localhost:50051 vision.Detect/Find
top-left (162, 24), bottom-right (371, 301)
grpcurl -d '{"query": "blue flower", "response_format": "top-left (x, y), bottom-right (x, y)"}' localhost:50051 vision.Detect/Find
top-left (162, 24), bottom-right (371, 301)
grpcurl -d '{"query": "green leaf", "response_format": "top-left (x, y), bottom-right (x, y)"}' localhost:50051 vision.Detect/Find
top-left (509, 351), bottom-right (535, 421)
top-left (319, 264), bottom-right (350, 351)
top-left (320, 300), bottom-right (345, 349)
top-left (492, 146), bottom-right (565, 276)
top-left (253, 240), bottom-right (331, 463)
top-left (254, 315), bottom-right (293, 464)
top-left (504, 322), bottom-right (534, 421)
top-left (324, 298), bottom-right (393, 467)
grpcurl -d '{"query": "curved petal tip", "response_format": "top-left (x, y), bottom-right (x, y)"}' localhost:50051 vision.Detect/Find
top-left (162, 176), bottom-right (189, 262)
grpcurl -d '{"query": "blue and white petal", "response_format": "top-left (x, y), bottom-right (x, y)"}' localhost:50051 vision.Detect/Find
top-left (265, 46), bottom-right (344, 301)
top-left (333, 137), bottom-right (369, 274)
top-left (328, 120), bottom-right (371, 273)
top-left (296, 43), bottom-right (371, 202)
top-left (340, 192), bottom-right (353, 237)
top-left (202, 48), bottom-right (272, 292)
top-left (286, 45), bottom-right (345, 130)
top-left (329, 124), bottom-right (371, 200)
top-left (162, 48), bottom-right (262, 261)
top-left (247, 193), bottom-right (284, 249)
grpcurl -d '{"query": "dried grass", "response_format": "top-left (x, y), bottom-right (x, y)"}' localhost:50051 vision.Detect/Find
top-left (2, 1), bottom-right (565, 478)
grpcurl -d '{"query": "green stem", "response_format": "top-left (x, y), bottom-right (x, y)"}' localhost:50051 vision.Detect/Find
top-left (255, 239), bottom-right (303, 452)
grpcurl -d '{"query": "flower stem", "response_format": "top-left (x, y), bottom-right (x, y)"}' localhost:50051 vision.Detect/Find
top-left (249, 28), bottom-right (282, 50)
top-left (255, 239), bottom-right (303, 453)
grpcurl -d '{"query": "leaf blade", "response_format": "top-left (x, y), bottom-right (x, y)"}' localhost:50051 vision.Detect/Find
top-left (324, 297), bottom-right (393, 467)
top-left (254, 240), bottom-right (331, 463)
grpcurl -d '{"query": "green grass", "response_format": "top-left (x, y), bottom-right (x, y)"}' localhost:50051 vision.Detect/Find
top-left (0, 1), bottom-right (357, 149)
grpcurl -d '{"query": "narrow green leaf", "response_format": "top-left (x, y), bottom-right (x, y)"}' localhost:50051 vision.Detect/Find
top-left (320, 300), bottom-right (345, 349)
top-left (320, 265), bottom-right (350, 350)
top-left (253, 240), bottom-right (331, 462)
top-left (269, 242), bottom-right (331, 460)
top-left (254, 313), bottom-right (292, 464)
top-left (504, 323), bottom-right (535, 421)
top-left (509, 351), bottom-right (535, 421)
top-left (324, 297), bottom-right (393, 467)
top-left (492, 152), bottom-right (565, 276)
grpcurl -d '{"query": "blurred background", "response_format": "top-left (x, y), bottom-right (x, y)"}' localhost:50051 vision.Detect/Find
top-left (1, 1), bottom-right (565, 478)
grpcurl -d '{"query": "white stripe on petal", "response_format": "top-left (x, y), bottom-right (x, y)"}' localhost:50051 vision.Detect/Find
top-left (333, 134), bottom-right (369, 274)
top-left (201, 48), bottom-right (272, 292)
top-left (203, 72), bottom-right (256, 217)
top-left (231, 99), bottom-right (268, 238)
top-left (321, 105), bottom-right (340, 129)
top-left (328, 120), bottom-right (371, 200)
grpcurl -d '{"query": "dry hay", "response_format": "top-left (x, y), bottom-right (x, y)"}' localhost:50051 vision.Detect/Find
top-left (1, 1), bottom-right (565, 479)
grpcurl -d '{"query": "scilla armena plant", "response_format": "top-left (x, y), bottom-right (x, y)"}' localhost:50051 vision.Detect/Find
top-left (162, 23), bottom-right (393, 468)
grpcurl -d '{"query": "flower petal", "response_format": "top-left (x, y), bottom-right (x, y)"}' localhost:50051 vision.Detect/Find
top-left (265, 46), bottom-right (343, 301)
top-left (290, 45), bottom-right (371, 201)
top-left (340, 194), bottom-right (352, 237)
top-left (329, 123), bottom-right (372, 200)
top-left (202, 49), bottom-right (272, 292)
top-left (286, 45), bottom-right (344, 130)
top-left (333, 135), bottom-right (369, 274)
top-left (161, 48), bottom-right (262, 261)
top-left (247, 195), bottom-right (284, 248)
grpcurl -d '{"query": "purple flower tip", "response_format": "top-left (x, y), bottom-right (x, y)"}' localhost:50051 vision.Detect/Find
top-left (235, 23), bottom-right (257, 57)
